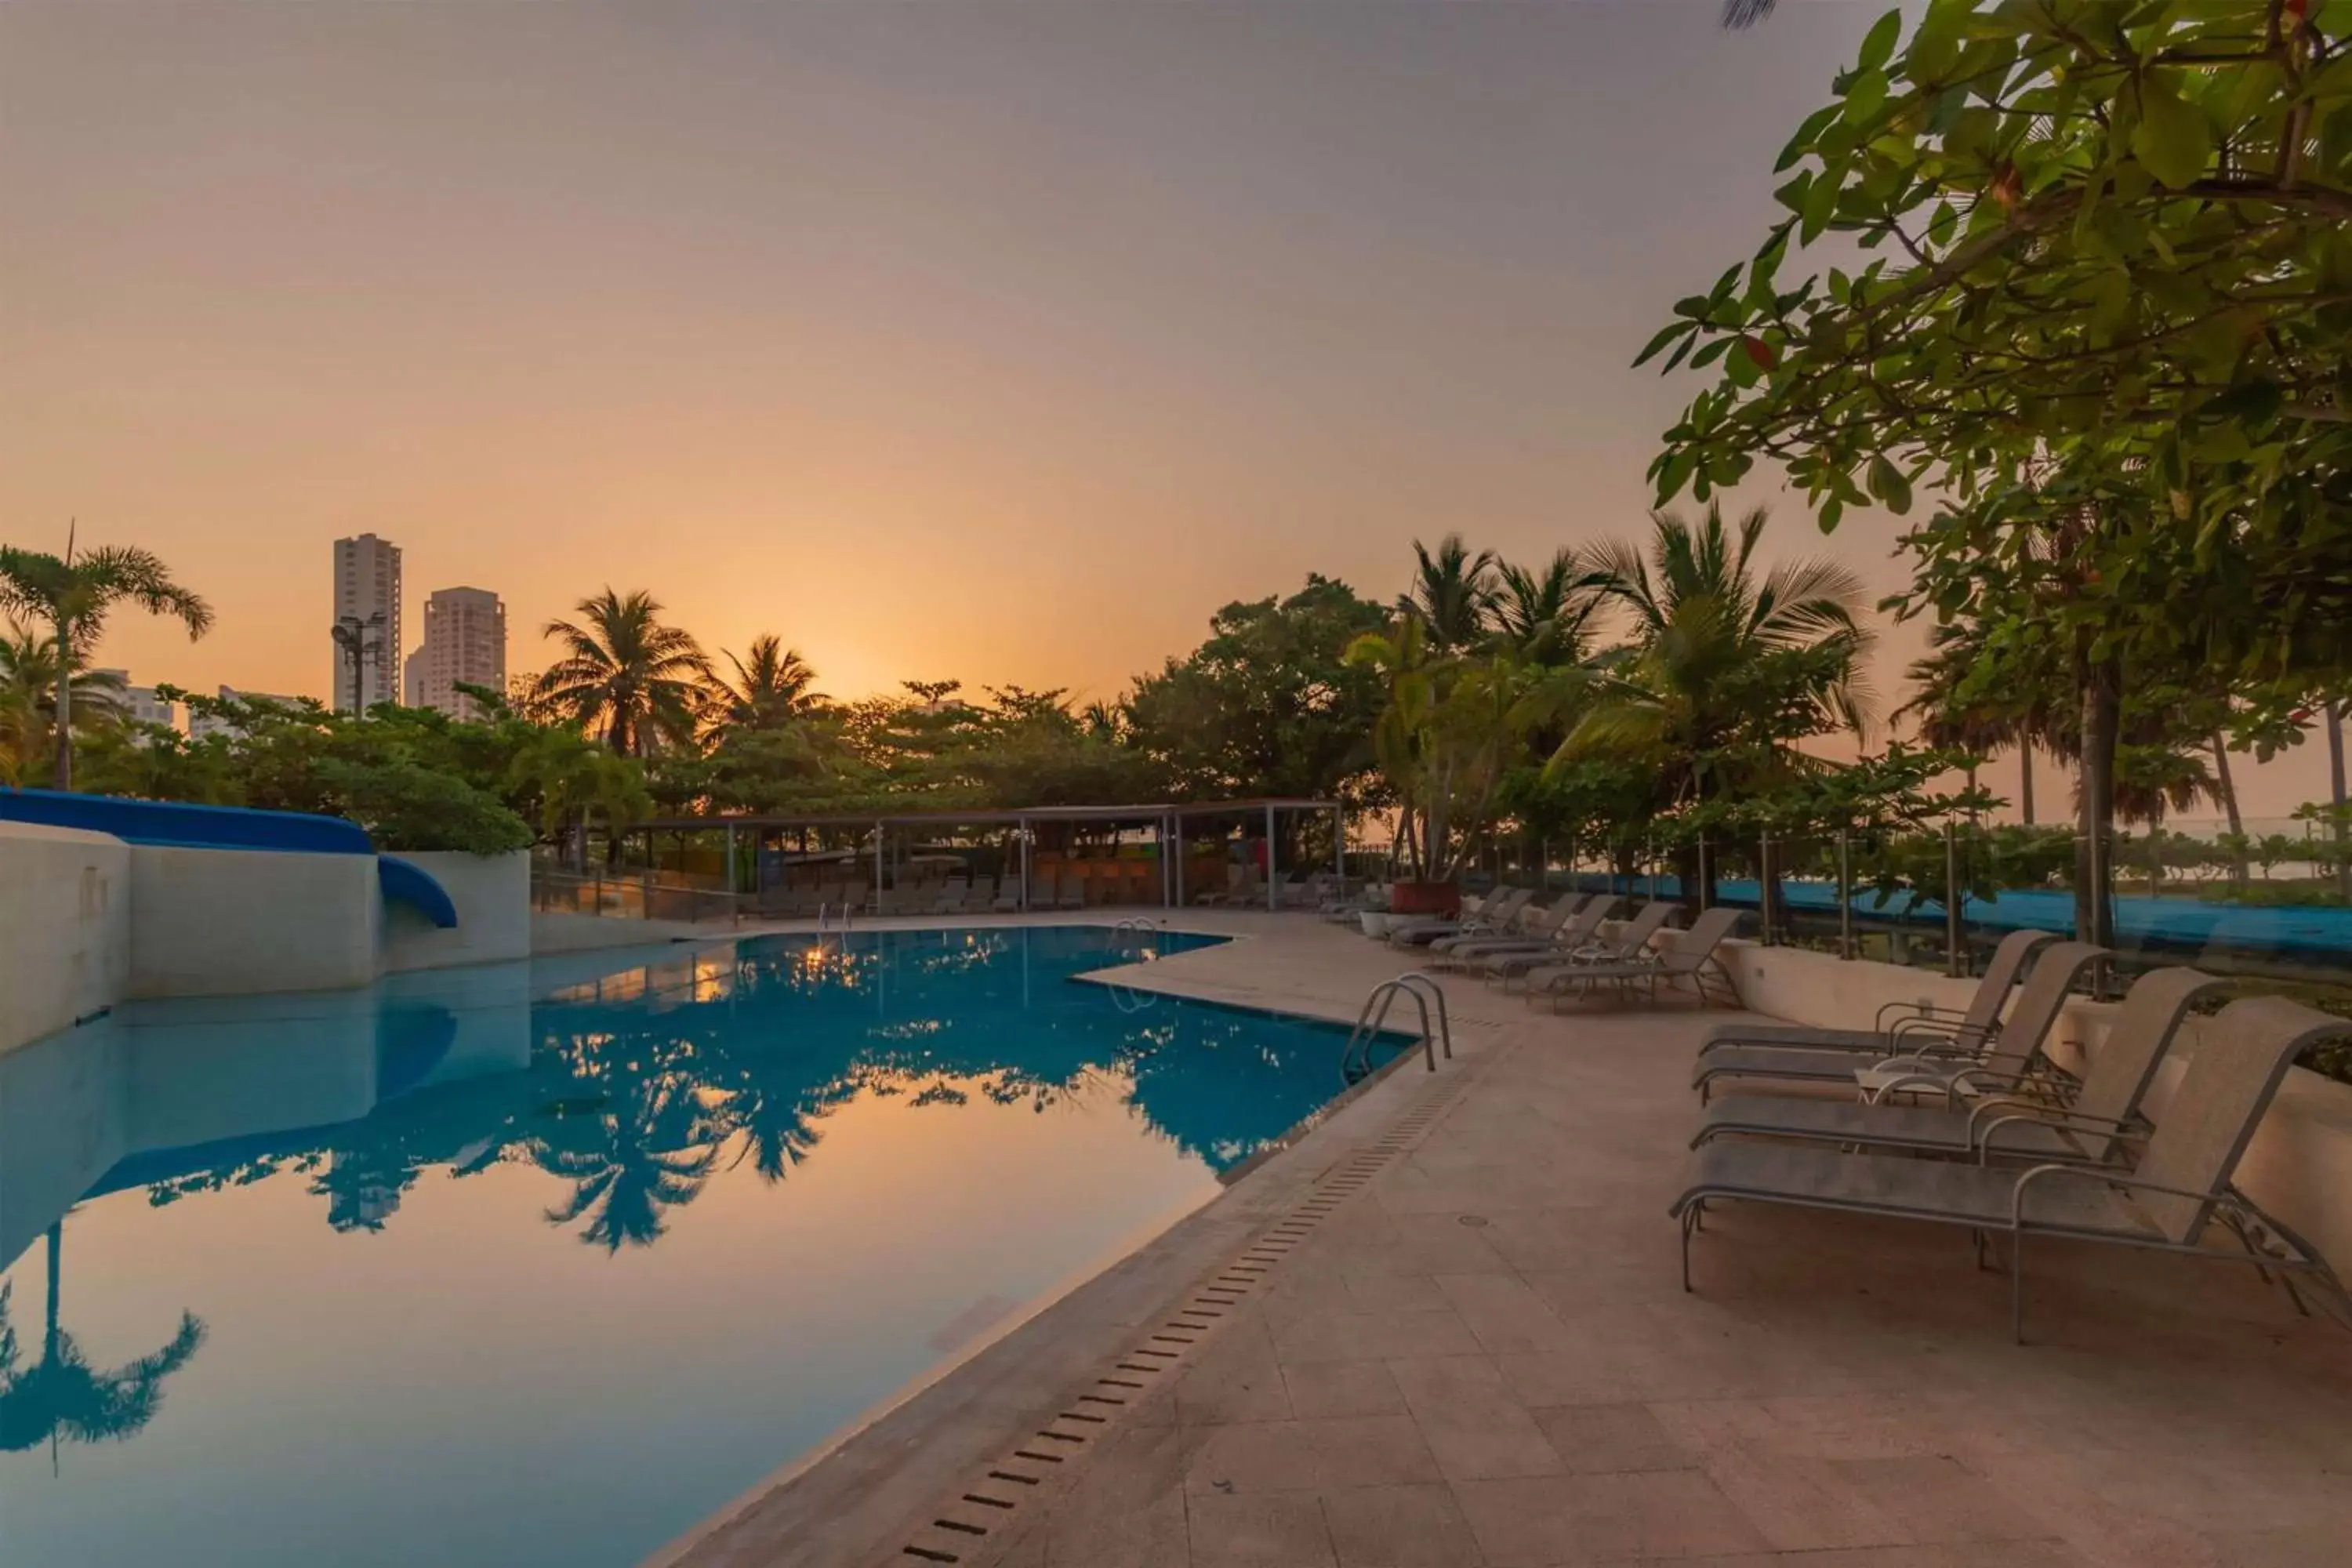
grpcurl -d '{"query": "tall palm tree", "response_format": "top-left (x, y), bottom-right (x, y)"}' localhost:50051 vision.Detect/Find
top-left (532, 588), bottom-right (709, 757)
top-left (1399, 535), bottom-right (1499, 654)
top-left (703, 634), bottom-right (826, 739)
top-left (0, 535), bottom-right (212, 789)
top-left (1556, 503), bottom-right (1874, 804)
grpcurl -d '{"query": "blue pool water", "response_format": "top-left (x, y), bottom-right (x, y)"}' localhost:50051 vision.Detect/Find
top-left (0, 926), bottom-right (1401, 1568)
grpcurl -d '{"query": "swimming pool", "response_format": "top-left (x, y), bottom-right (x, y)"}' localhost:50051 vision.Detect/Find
top-left (0, 925), bottom-right (1403, 1568)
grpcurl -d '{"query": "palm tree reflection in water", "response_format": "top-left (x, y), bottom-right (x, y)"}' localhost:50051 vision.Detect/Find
top-left (21, 929), bottom-right (1359, 1281)
top-left (0, 1225), bottom-right (205, 1473)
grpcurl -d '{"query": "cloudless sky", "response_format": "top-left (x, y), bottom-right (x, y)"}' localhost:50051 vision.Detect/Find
top-left (1, 2), bottom-right (2334, 816)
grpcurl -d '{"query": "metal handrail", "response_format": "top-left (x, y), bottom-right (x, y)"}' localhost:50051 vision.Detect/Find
top-left (1105, 916), bottom-right (1162, 956)
top-left (1340, 972), bottom-right (1454, 1083)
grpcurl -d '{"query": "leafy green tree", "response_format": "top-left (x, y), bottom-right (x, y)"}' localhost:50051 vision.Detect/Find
top-left (1123, 575), bottom-right (1392, 804)
top-left (0, 538), bottom-right (212, 789)
top-left (1641, 0), bottom-right (2352, 935)
top-left (534, 588), bottom-right (710, 757)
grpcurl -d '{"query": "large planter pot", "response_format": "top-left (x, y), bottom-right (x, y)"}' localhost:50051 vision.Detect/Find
top-left (1388, 880), bottom-right (1461, 917)
top-left (1359, 912), bottom-right (1396, 938)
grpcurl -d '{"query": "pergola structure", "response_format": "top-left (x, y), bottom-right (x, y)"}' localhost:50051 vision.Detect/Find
top-left (625, 798), bottom-right (1347, 912)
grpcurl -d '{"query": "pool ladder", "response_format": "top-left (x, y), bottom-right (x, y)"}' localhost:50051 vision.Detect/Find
top-left (1105, 916), bottom-right (1163, 956)
top-left (817, 902), bottom-right (856, 937)
top-left (1341, 973), bottom-right (1453, 1083)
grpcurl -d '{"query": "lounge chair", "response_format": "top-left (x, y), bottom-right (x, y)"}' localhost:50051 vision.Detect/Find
top-left (1669, 995), bottom-right (2352, 1341)
top-left (1514, 899), bottom-right (1678, 995)
top-left (932, 877), bottom-right (970, 914)
top-left (1388, 887), bottom-right (1532, 948)
top-left (1057, 874), bottom-right (1087, 911)
top-left (1526, 906), bottom-right (1743, 1009)
top-left (1690, 941), bottom-right (2104, 1104)
top-left (1697, 928), bottom-right (2055, 1060)
top-left (1477, 893), bottom-right (1628, 982)
top-left (1430, 895), bottom-right (1584, 961)
top-left (993, 877), bottom-right (1025, 913)
top-left (1691, 966), bottom-right (2226, 1163)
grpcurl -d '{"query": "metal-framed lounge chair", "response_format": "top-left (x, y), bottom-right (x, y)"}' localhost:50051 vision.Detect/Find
top-left (932, 877), bottom-right (970, 914)
top-left (1515, 899), bottom-right (1678, 996)
top-left (1427, 894), bottom-right (1554, 955)
top-left (1691, 966), bottom-right (2227, 1163)
top-left (1670, 996), bottom-right (2352, 1341)
top-left (1056, 874), bottom-right (1087, 911)
top-left (1430, 896), bottom-right (1585, 964)
top-left (993, 877), bottom-right (1025, 913)
top-left (1375, 888), bottom-right (1490, 940)
top-left (1388, 887), bottom-right (1533, 948)
top-left (1690, 941), bottom-right (2105, 1105)
top-left (1697, 928), bottom-right (2056, 1062)
top-left (1476, 895), bottom-right (1630, 985)
top-left (1527, 906), bottom-right (1744, 1010)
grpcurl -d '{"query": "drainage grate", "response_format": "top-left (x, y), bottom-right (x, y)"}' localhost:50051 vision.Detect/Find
top-left (887, 1068), bottom-right (1471, 1566)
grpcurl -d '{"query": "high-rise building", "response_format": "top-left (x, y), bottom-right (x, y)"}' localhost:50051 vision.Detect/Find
top-left (188, 684), bottom-right (308, 741)
top-left (331, 533), bottom-right (402, 713)
top-left (91, 670), bottom-right (182, 735)
top-left (408, 586), bottom-right (507, 720)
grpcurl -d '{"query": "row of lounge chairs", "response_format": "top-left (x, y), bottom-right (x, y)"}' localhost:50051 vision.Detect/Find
top-left (1666, 928), bottom-right (2352, 1339)
top-left (1380, 888), bottom-right (1744, 1009)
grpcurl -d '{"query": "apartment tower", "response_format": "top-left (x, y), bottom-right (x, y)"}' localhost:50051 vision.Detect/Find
top-left (331, 533), bottom-right (402, 712)
top-left (407, 586), bottom-right (507, 720)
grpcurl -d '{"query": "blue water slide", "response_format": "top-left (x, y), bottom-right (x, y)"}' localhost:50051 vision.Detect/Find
top-left (0, 786), bottom-right (458, 928)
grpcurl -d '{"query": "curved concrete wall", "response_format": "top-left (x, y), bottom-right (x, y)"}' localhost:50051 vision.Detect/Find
top-left (381, 851), bottom-right (530, 973)
top-left (0, 822), bottom-right (131, 1055)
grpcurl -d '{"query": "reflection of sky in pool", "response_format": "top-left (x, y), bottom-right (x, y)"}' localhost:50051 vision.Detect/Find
top-left (0, 926), bottom-right (1403, 1568)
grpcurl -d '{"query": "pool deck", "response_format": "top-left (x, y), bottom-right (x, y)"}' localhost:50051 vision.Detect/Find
top-left (668, 911), bottom-right (2352, 1568)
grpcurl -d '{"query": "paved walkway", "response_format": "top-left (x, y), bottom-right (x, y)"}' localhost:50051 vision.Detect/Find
top-left (684, 913), bottom-right (2352, 1568)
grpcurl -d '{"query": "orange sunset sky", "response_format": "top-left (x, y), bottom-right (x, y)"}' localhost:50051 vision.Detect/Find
top-left (1, 2), bottom-right (2336, 818)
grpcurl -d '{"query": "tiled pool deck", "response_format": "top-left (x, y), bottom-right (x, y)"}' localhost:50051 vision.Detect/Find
top-left (673, 912), bottom-right (2351, 1568)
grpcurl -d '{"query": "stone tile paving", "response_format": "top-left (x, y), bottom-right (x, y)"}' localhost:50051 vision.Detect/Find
top-left (955, 913), bottom-right (2352, 1568)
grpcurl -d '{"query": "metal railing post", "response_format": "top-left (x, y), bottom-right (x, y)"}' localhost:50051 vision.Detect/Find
top-left (1944, 820), bottom-right (1964, 978)
top-left (1758, 829), bottom-right (1773, 946)
top-left (1836, 829), bottom-right (1854, 960)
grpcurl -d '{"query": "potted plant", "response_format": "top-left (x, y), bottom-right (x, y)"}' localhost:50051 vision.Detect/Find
top-left (1345, 618), bottom-right (1525, 917)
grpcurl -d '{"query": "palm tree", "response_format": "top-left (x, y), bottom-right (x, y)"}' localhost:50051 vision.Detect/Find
top-left (1490, 550), bottom-right (1609, 668)
top-left (1399, 535), bottom-right (1498, 653)
top-left (532, 588), bottom-right (709, 757)
top-left (0, 535), bottom-right (212, 789)
top-left (0, 619), bottom-right (129, 782)
top-left (0, 1223), bottom-right (206, 1472)
top-left (703, 634), bottom-right (826, 739)
top-left (1556, 503), bottom-right (1874, 805)
top-left (1896, 619), bottom-right (2069, 825)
